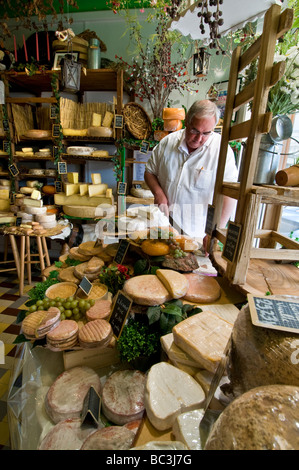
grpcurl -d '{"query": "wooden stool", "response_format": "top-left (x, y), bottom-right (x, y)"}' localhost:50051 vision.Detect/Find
top-left (0, 233), bottom-right (21, 279)
top-left (19, 234), bottom-right (51, 296)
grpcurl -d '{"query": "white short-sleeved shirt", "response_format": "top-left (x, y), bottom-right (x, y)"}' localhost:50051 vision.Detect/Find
top-left (145, 129), bottom-right (238, 240)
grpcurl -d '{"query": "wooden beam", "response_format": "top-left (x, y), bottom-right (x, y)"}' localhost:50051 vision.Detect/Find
top-left (250, 248), bottom-right (299, 260)
top-left (6, 97), bottom-right (57, 103)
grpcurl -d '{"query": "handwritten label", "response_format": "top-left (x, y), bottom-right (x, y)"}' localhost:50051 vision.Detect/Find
top-left (3, 141), bottom-right (10, 153)
top-left (8, 163), bottom-right (19, 177)
top-left (52, 123), bottom-right (60, 138)
top-left (114, 239), bottom-right (130, 264)
top-left (117, 181), bottom-right (126, 195)
top-left (55, 180), bottom-right (62, 192)
top-left (114, 114), bottom-right (123, 129)
top-left (205, 204), bottom-right (215, 236)
top-left (222, 222), bottom-right (242, 263)
top-left (50, 104), bottom-right (58, 119)
top-left (109, 290), bottom-right (132, 339)
top-left (140, 140), bottom-right (150, 154)
top-left (248, 294), bottom-right (299, 334)
top-left (79, 276), bottom-right (92, 296)
top-left (58, 161), bottom-right (67, 174)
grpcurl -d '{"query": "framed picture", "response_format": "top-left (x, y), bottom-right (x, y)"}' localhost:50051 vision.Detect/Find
top-left (53, 52), bottom-right (78, 70)
top-left (213, 78), bottom-right (242, 121)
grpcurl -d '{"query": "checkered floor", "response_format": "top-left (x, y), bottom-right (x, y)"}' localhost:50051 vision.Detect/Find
top-left (0, 273), bottom-right (39, 450)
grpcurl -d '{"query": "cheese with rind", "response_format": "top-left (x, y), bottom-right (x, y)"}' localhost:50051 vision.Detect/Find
top-left (144, 362), bottom-right (205, 431)
top-left (172, 409), bottom-right (205, 450)
top-left (123, 274), bottom-right (172, 306)
top-left (54, 192), bottom-right (111, 207)
top-left (173, 311), bottom-right (233, 373)
top-left (91, 173), bottom-right (101, 184)
top-left (88, 183), bottom-right (107, 197)
top-left (67, 172), bottom-right (79, 184)
top-left (156, 268), bottom-right (189, 299)
top-left (64, 183), bottom-right (80, 196)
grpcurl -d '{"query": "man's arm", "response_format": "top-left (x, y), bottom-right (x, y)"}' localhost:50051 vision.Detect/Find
top-left (144, 170), bottom-right (169, 215)
top-left (220, 195), bottom-right (237, 228)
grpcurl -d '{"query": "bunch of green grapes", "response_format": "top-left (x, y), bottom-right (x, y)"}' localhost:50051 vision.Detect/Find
top-left (169, 241), bottom-right (188, 259)
top-left (26, 296), bottom-right (95, 322)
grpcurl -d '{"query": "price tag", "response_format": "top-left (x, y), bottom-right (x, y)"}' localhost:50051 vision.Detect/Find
top-left (222, 222), bottom-right (242, 263)
top-left (50, 104), bottom-right (58, 119)
top-left (81, 386), bottom-right (101, 427)
top-left (79, 276), bottom-right (92, 296)
top-left (58, 161), bottom-right (67, 174)
top-left (140, 140), bottom-right (150, 154)
top-left (16, 216), bottom-right (22, 227)
top-left (52, 123), bottom-right (60, 138)
top-left (2, 119), bottom-right (9, 132)
top-left (8, 163), bottom-right (19, 177)
top-left (109, 290), bottom-right (132, 339)
top-left (55, 180), bottom-right (62, 192)
top-left (3, 141), bottom-right (10, 153)
top-left (114, 114), bottom-right (123, 129)
top-left (113, 239), bottom-right (129, 265)
top-left (205, 204), bottom-right (215, 236)
top-left (117, 181), bottom-right (127, 196)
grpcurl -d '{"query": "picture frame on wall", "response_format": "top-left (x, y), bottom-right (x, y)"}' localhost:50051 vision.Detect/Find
top-left (214, 78), bottom-right (242, 121)
top-left (53, 52), bottom-right (78, 70)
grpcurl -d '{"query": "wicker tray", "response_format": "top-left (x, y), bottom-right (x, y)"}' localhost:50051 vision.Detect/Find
top-left (123, 102), bottom-right (152, 140)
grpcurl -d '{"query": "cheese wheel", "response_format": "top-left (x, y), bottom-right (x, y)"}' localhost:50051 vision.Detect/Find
top-left (154, 130), bottom-right (169, 141)
top-left (87, 126), bottom-right (113, 138)
top-left (162, 108), bottom-right (185, 120)
top-left (163, 119), bottom-right (183, 132)
top-left (123, 274), bottom-right (172, 306)
top-left (182, 273), bottom-right (221, 303)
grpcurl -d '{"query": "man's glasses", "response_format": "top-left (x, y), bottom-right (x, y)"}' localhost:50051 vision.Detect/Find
top-left (187, 128), bottom-right (213, 137)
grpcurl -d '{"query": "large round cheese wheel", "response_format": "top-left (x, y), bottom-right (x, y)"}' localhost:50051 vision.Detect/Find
top-left (87, 126), bottom-right (113, 137)
top-left (45, 366), bottom-right (102, 424)
top-left (39, 418), bottom-right (95, 450)
top-left (226, 304), bottom-right (299, 397)
top-left (102, 370), bottom-right (146, 425)
top-left (182, 273), bottom-right (221, 303)
top-left (162, 108), bottom-right (185, 120)
top-left (80, 426), bottom-right (135, 450)
top-left (205, 385), bottom-right (299, 450)
top-left (123, 274), bottom-right (172, 306)
top-left (163, 119), bottom-right (183, 132)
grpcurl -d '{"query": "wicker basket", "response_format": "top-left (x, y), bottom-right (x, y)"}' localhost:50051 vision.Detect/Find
top-left (123, 102), bottom-right (152, 140)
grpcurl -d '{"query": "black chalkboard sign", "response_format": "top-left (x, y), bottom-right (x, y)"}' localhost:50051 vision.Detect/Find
top-left (2, 120), bottom-right (9, 132)
top-left (117, 181), bottom-right (127, 195)
top-left (79, 276), bottom-right (92, 296)
top-left (55, 180), bottom-right (62, 192)
top-left (81, 386), bottom-right (101, 427)
top-left (109, 290), bottom-right (133, 339)
top-left (52, 123), bottom-right (60, 138)
top-left (8, 163), bottom-right (19, 177)
top-left (113, 239), bottom-right (130, 264)
top-left (205, 204), bottom-right (215, 236)
top-left (114, 114), bottom-right (123, 129)
top-left (16, 216), bottom-right (22, 227)
top-left (58, 161), bottom-right (67, 174)
top-left (3, 141), bottom-right (10, 153)
top-left (248, 294), bottom-right (299, 334)
top-left (222, 222), bottom-right (242, 263)
top-left (50, 104), bottom-right (58, 120)
top-left (140, 140), bottom-right (150, 154)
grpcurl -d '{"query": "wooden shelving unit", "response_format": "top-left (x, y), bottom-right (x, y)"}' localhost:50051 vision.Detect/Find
top-left (208, 4), bottom-right (299, 296)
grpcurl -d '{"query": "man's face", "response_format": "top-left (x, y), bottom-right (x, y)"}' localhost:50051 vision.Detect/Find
top-left (185, 115), bottom-right (216, 153)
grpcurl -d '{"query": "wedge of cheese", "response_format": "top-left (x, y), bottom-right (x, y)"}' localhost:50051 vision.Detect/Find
top-left (172, 409), bottom-right (205, 450)
top-left (144, 362), bottom-right (205, 431)
top-left (23, 197), bottom-right (43, 208)
top-left (0, 188), bottom-right (9, 200)
top-left (88, 184), bottom-right (107, 197)
top-left (92, 113), bottom-right (102, 127)
top-left (67, 172), bottom-right (79, 184)
top-left (172, 311), bottom-right (233, 373)
top-left (91, 173), bottom-right (101, 185)
top-left (31, 189), bottom-right (42, 200)
top-left (156, 269), bottom-right (189, 299)
top-left (102, 111), bottom-right (114, 128)
top-left (160, 333), bottom-right (200, 368)
top-left (79, 183), bottom-right (89, 196)
top-left (63, 183), bottom-right (80, 196)
top-left (123, 275), bottom-right (172, 306)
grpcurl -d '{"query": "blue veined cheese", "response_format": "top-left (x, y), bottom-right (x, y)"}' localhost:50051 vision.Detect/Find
top-left (144, 362), bottom-right (205, 431)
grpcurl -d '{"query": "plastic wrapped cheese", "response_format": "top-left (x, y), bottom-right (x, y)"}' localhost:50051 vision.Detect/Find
top-left (162, 108), bottom-right (186, 120)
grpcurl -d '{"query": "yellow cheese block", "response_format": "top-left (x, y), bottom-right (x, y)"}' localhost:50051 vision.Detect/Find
top-left (102, 111), bottom-right (114, 128)
top-left (88, 183), bottom-right (107, 197)
top-left (54, 191), bottom-right (111, 207)
top-left (63, 183), bottom-right (80, 196)
top-left (92, 113), bottom-right (102, 127)
top-left (106, 188), bottom-right (112, 198)
top-left (67, 172), bottom-right (79, 184)
top-left (23, 198), bottom-right (43, 208)
top-left (62, 128), bottom-right (88, 137)
top-left (79, 183), bottom-right (89, 196)
top-left (31, 189), bottom-right (42, 200)
top-left (172, 312), bottom-right (233, 373)
top-left (0, 188), bottom-right (10, 200)
top-left (91, 173), bottom-right (101, 185)
top-left (0, 199), bottom-right (10, 211)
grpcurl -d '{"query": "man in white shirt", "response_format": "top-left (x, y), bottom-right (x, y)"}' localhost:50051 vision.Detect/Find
top-left (144, 99), bottom-right (238, 242)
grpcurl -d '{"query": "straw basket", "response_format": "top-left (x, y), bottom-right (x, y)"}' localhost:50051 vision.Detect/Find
top-left (123, 102), bottom-right (152, 140)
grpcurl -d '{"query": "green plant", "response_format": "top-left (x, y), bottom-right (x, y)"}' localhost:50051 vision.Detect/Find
top-left (27, 271), bottom-right (60, 302)
top-left (99, 264), bottom-right (130, 296)
top-left (147, 298), bottom-right (202, 335)
top-left (117, 317), bottom-right (160, 363)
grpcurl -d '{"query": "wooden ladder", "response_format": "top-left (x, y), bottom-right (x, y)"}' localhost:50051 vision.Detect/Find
top-left (209, 3), bottom-right (297, 286)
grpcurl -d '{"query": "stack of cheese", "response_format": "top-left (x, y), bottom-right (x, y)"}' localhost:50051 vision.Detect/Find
top-left (56, 171), bottom-right (114, 218)
top-left (0, 179), bottom-right (15, 224)
top-left (154, 108), bottom-right (186, 141)
top-left (17, 180), bottom-right (57, 231)
top-left (87, 111), bottom-right (114, 138)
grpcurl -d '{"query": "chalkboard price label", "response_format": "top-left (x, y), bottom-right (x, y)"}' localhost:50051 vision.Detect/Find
top-left (55, 180), bottom-right (62, 192)
top-left (3, 141), bottom-right (10, 153)
top-left (58, 161), bottom-right (67, 174)
top-left (109, 290), bottom-right (133, 339)
top-left (140, 140), bottom-right (150, 154)
top-left (205, 204), bottom-right (215, 236)
top-left (79, 276), bottom-right (93, 296)
top-left (2, 119), bottom-right (9, 132)
top-left (50, 104), bottom-right (58, 120)
top-left (52, 123), bottom-right (60, 138)
top-left (248, 294), bottom-right (299, 334)
top-left (114, 239), bottom-right (130, 264)
top-left (222, 222), bottom-right (242, 263)
top-left (16, 216), bottom-right (22, 227)
top-left (8, 163), bottom-right (19, 177)
top-left (81, 386), bottom-right (101, 427)
top-left (117, 181), bottom-right (127, 195)
top-left (114, 114), bottom-right (123, 129)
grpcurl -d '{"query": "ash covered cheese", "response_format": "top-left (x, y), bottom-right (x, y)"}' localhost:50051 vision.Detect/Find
top-left (173, 311), bottom-right (233, 373)
top-left (144, 362), bottom-right (205, 431)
